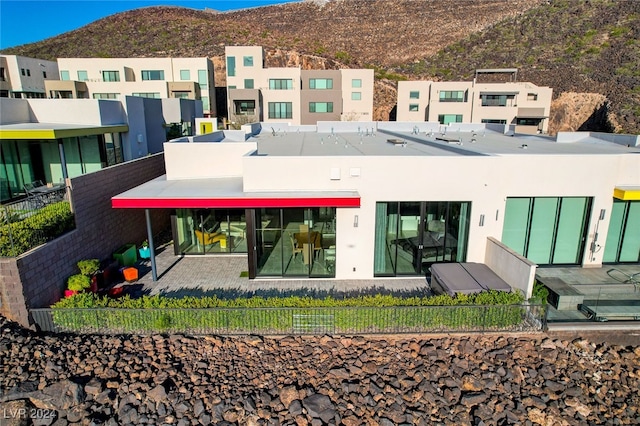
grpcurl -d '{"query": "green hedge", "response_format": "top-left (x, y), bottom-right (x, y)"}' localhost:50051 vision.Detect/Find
top-left (50, 292), bottom-right (539, 334)
top-left (0, 202), bottom-right (74, 256)
top-left (53, 291), bottom-right (525, 309)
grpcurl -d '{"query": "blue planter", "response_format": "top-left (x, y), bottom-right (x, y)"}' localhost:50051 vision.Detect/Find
top-left (138, 247), bottom-right (150, 259)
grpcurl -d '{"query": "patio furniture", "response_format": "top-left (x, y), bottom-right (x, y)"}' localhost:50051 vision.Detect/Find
top-left (294, 231), bottom-right (322, 259)
top-left (290, 235), bottom-right (304, 260)
top-left (607, 268), bottom-right (640, 291)
top-left (195, 229), bottom-right (226, 247)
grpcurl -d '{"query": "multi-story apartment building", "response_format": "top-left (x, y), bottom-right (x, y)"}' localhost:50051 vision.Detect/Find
top-left (397, 69), bottom-right (552, 134)
top-left (0, 96), bottom-right (201, 202)
top-left (225, 46), bottom-right (374, 125)
top-left (0, 55), bottom-right (59, 98)
top-left (45, 57), bottom-right (216, 117)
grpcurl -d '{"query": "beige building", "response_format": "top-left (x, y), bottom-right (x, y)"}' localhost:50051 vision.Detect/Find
top-left (0, 55), bottom-right (59, 99)
top-left (45, 57), bottom-right (216, 117)
top-left (225, 46), bottom-right (373, 125)
top-left (397, 69), bottom-right (552, 134)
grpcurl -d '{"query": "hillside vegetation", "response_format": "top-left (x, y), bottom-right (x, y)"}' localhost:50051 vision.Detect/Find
top-left (2, 0), bottom-right (638, 133)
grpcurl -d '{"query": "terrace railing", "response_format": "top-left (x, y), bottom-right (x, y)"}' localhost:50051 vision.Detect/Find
top-left (1, 191), bottom-right (74, 257)
top-left (31, 304), bottom-right (547, 335)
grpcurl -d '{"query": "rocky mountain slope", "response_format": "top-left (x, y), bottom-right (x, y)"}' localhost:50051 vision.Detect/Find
top-left (1, 316), bottom-right (639, 425)
top-left (2, 0), bottom-right (638, 133)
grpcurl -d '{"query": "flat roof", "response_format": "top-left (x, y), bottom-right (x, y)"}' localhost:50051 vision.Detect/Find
top-left (248, 128), bottom-right (640, 157)
top-left (112, 176), bottom-right (360, 209)
top-left (0, 122), bottom-right (129, 140)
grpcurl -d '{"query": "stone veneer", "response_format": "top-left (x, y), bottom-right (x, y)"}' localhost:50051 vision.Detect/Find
top-left (0, 154), bottom-right (169, 327)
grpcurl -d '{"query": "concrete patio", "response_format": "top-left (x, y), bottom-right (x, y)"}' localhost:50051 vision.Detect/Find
top-left (121, 242), bottom-right (430, 299)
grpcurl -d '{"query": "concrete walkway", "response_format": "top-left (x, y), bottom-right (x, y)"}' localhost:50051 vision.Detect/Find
top-left (124, 244), bottom-right (429, 299)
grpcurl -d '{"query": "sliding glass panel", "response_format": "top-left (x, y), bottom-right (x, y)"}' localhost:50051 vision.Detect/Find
top-left (603, 200), bottom-right (625, 262)
top-left (501, 198), bottom-right (531, 255)
top-left (62, 138), bottom-right (83, 178)
top-left (79, 135), bottom-right (102, 174)
top-left (619, 202), bottom-right (640, 262)
top-left (527, 197), bottom-right (559, 264)
top-left (283, 209), bottom-right (307, 276)
top-left (397, 202), bottom-right (421, 274)
top-left (374, 203), bottom-right (391, 275)
top-left (256, 208), bottom-right (282, 276)
top-left (552, 197), bottom-right (587, 264)
top-left (454, 202), bottom-right (470, 262)
top-left (312, 207), bottom-right (336, 278)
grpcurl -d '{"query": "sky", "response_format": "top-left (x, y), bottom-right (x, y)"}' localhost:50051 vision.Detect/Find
top-left (0, 0), bottom-right (299, 49)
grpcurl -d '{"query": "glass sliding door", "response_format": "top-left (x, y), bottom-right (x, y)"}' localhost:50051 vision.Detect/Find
top-left (253, 207), bottom-right (336, 278)
top-left (175, 208), bottom-right (248, 255)
top-left (604, 200), bottom-right (640, 263)
top-left (374, 201), bottom-right (471, 277)
top-left (501, 197), bottom-right (591, 265)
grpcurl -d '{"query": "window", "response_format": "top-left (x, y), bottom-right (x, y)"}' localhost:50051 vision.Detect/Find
top-left (77, 70), bottom-right (88, 81)
top-left (173, 92), bottom-right (190, 99)
top-left (92, 93), bottom-right (119, 99)
top-left (243, 56), bottom-right (253, 66)
top-left (102, 71), bottom-right (120, 82)
top-left (227, 57), bottom-right (236, 76)
top-left (409, 104), bottom-right (419, 112)
top-left (352, 79), bottom-right (362, 88)
top-left (244, 79), bottom-right (254, 89)
top-left (142, 70), bottom-right (164, 81)
top-left (201, 96), bottom-right (210, 111)
top-left (228, 86), bottom-right (236, 89)
top-left (197, 70), bottom-right (208, 89)
top-left (351, 92), bottom-right (361, 100)
top-left (180, 70), bottom-right (190, 80)
top-left (481, 119), bottom-right (507, 124)
top-left (20, 68), bottom-right (25, 76)
top-left (409, 91), bottom-right (420, 99)
top-left (374, 201), bottom-right (470, 276)
top-left (604, 200), bottom-right (640, 263)
top-left (26, 69), bottom-right (30, 77)
top-left (309, 102), bottom-right (333, 113)
top-left (269, 79), bottom-right (293, 90)
top-left (309, 78), bottom-right (333, 89)
top-left (132, 92), bottom-right (161, 98)
top-left (516, 118), bottom-right (542, 126)
top-left (439, 90), bottom-right (465, 102)
top-left (234, 100), bottom-right (255, 115)
top-left (438, 114), bottom-right (463, 125)
top-left (0, 67), bottom-right (5, 81)
top-left (60, 71), bottom-right (70, 81)
top-left (527, 93), bottom-right (538, 101)
top-left (42, 71), bottom-right (47, 78)
top-left (481, 94), bottom-right (514, 107)
top-left (268, 102), bottom-right (292, 119)
top-left (502, 197), bottom-right (591, 265)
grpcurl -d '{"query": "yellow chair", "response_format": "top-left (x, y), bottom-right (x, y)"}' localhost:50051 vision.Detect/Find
top-left (195, 229), bottom-right (226, 247)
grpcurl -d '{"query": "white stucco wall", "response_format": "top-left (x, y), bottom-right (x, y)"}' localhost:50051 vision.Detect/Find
top-left (240, 152), bottom-right (639, 279)
top-left (164, 142), bottom-right (257, 180)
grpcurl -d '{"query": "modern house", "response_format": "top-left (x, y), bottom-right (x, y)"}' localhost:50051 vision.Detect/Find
top-left (225, 46), bottom-right (374, 125)
top-left (0, 55), bottom-right (59, 99)
top-left (45, 57), bottom-right (216, 117)
top-left (397, 69), bottom-right (553, 134)
top-left (112, 121), bottom-right (640, 298)
top-left (0, 96), bottom-right (201, 202)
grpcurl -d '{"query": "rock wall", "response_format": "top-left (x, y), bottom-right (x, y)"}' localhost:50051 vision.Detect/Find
top-left (0, 315), bottom-right (638, 425)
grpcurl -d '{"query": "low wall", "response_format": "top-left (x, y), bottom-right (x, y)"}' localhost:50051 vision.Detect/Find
top-left (0, 154), bottom-right (170, 327)
top-left (484, 237), bottom-right (537, 298)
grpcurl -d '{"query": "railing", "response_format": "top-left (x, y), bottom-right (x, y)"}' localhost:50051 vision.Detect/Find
top-left (31, 304), bottom-right (546, 335)
top-left (1, 194), bottom-right (74, 257)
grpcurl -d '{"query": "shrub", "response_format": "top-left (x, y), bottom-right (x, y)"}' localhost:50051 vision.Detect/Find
top-left (67, 274), bottom-right (91, 292)
top-left (0, 202), bottom-right (74, 256)
top-left (77, 259), bottom-right (100, 276)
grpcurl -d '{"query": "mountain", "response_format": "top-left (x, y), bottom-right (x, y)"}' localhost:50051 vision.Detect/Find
top-left (2, 0), bottom-right (638, 134)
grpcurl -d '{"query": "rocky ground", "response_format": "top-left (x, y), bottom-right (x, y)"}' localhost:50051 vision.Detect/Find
top-left (0, 315), bottom-right (638, 426)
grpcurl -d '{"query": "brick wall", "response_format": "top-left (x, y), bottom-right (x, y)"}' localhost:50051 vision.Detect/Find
top-left (0, 154), bottom-right (169, 327)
